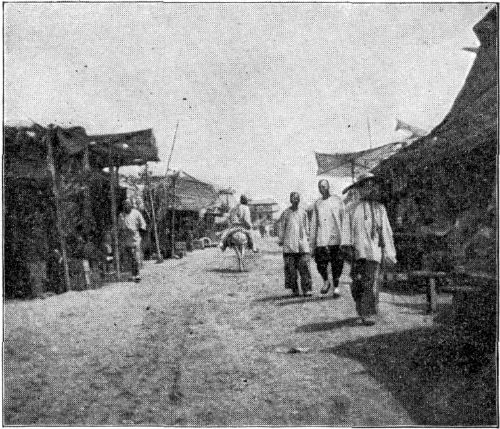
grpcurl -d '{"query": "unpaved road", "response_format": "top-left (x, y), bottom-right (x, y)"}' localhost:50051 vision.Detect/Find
top-left (4, 237), bottom-right (491, 426)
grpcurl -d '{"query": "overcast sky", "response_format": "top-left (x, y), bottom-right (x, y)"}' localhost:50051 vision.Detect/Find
top-left (4, 3), bottom-right (493, 207)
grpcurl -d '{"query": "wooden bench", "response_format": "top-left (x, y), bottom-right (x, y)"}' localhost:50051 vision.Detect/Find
top-left (405, 270), bottom-right (496, 313)
top-left (407, 270), bottom-right (449, 313)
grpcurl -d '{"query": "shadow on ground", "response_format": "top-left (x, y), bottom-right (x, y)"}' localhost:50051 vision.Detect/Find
top-left (252, 294), bottom-right (299, 303)
top-left (388, 301), bottom-right (430, 314)
top-left (295, 317), bottom-right (361, 332)
top-left (381, 283), bottom-right (427, 296)
top-left (206, 268), bottom-right (250, 274)
top-left (275, 295), bottom-right (342, 306)
top-left (321, 325), bottom-right (497, 426)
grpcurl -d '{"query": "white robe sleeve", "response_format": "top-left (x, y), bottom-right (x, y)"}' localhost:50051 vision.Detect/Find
top-left (381, 205), bottom-right (397, 264)
top-left (138, 212), bottom-right (147, 231)
top-left (303, 210), bottom-right (310, 239)
top-left (341, 205), bottom-right (352, 247)
top-left (339, 199), bottom-right (345, 227)
top-left (310, 203), bottom-right (318, 250)
top-left (243, 206), bottom-right (252, 228)
top-left (278, 211), bottom-right (286, 244)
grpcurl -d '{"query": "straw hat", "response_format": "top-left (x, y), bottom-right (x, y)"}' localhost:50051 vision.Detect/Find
top-left (342, 172), bottom-right (383, 194)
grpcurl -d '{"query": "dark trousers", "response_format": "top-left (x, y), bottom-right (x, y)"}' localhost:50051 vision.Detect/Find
top-left (351, 259), bottom-right (380, 317)
top-left (284, 253), bottom-right (312, 294)
top-left (124, 246), bottom-right (140, 277)
top-left (314, 245), bottom-right (344, 285)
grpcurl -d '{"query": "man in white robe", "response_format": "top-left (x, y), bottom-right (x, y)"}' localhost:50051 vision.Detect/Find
top-left (118, 200), bottom-right (147, 282)
top-left (310, 179), bottom-right (345, 297)
top-left (341, 173), bottom-right (397, 325)
top-left (278, 192), bottom-right (312, 297)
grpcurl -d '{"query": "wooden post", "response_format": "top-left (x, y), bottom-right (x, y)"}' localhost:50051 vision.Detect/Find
top-left (145, 164), bottom-right (163, 263)
top-left (46, 128), bottom-right (71, 292)
top-left (427, 277), bottom-right (437, 314)
top-left (170, 173), bottom-right (177, 258)
top-left (110, 165), bottom-right (121, 279)
top-left (82, 145), bottom-right (93, 237)
top-left (409, 270), bottom-right (447, 314)
top-left (82, 145), bottom-right (93, 288)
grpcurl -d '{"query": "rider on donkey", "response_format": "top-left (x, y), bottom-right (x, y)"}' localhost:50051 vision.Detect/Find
top-left (219, 195), bottom-right (258, 253)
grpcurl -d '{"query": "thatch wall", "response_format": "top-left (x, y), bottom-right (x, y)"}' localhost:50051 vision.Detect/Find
top-left (374, 8), bottom-right (497, 275)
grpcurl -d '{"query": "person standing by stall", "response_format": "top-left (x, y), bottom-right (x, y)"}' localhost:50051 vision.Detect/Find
top-left (118, 200), bottom-right (147, 283)
top-left (341, 173), bottom-right (397, 326)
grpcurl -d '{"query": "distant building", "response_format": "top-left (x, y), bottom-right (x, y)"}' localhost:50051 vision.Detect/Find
top-left (248, 198), bottom-right (279, 224)
top-left (135, 169), bottom-right (232, 256)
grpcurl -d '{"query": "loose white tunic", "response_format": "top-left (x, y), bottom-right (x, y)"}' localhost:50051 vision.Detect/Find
top-left (278, 207), bottom-right (310, 254)
top-left (341, 200), bottom-right (397, 264)
top-left (310, 195), bottom-right (345, 249)
top-left (118, 208), bottom-right (147, 248)
top-left (229, 204), bottom-right (252, 228)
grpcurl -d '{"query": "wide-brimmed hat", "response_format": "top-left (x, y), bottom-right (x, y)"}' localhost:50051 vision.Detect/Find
top-left (342, 172), bottom-right (383, 194)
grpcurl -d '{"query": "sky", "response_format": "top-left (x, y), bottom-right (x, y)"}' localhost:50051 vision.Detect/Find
top-left (4, 3), bottom-right (494, 209)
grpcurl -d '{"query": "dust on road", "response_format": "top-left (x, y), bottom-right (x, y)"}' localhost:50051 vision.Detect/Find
top-left (3, 237), bottom-right (492, 425)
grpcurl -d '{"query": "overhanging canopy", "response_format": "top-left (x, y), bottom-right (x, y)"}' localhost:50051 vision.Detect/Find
top-left (55, 127), bottom-right (159, 167)
top-left (5, 124), bottom-right (160, 180)
top-left (88, 129), bottom-right (159, 167)
top-left (374, 7), bottom-right (497, 192)
top-left (315, 141), bottom-right (407, 178)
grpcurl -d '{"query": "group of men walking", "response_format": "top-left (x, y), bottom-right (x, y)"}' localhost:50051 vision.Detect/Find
top-left (278, 173), bottom-right (397, 326)
top-left (117, 173), bottom-right (397, 326)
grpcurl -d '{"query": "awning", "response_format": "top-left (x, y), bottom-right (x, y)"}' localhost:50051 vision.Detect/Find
top-left (88, 128), bottom-right (159, 167)
top-left (5, 124), bottom-right (160, 180)
top-left (315, 141), bottom-right (407, 179)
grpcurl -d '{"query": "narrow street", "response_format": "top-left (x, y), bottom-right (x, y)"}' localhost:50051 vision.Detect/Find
top-left (4, 236), bottom-right (488, 426)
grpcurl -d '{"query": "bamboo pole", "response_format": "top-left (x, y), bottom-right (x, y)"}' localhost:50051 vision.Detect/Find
top-left (46, 127), bottom-right (71, 292)
top-left (145, 163), bottom-right (163, 262)
top-left (367, 117), bottom-right (373, 150)
top-left (165, 121), bottom-right (180, 258)
top-left (166, 121), bottom-right (179, 174)
top-left (170, 172), bottom-right (178, 258)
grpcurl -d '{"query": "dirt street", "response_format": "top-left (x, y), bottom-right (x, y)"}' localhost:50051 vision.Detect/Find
top-left (4, 237), bottom-right (491, 426)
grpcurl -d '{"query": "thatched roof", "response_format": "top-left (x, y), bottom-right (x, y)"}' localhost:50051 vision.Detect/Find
top-left (375, 7), bottom-right (497, 217)
top-left (4, 123), bottom-right (160, 180)
top-left (145, 170), bottom-right (219, 213)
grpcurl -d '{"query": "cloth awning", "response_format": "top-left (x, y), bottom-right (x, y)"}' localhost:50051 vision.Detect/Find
top-left (315, 141), bottom-right (407, 178)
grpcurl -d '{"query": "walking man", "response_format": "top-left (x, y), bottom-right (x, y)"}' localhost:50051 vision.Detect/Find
top-left (118, 200), bottom-right (147, 282)
top-left (278, 192), bottom-right (313, 297)
top-left (310, 179), bottom-right (345, 298)
top-left (341, 173), bottom-right (397, 326)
